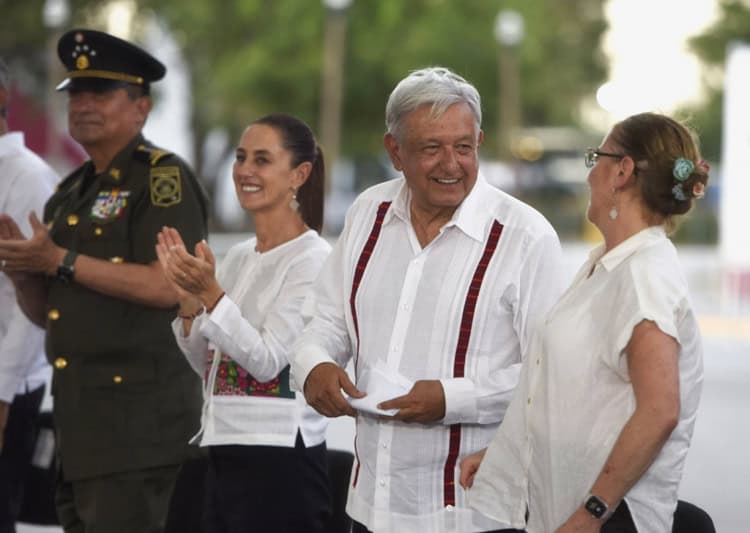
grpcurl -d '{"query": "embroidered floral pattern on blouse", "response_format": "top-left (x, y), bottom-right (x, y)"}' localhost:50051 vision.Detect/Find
top-left (205, 350), bottom-right (292, 398)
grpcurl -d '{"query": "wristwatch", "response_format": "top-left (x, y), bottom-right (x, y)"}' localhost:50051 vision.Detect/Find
top-left (55, 250), bottom-right (78, 283)
top-left (584, 493), bottom-right (610, 520)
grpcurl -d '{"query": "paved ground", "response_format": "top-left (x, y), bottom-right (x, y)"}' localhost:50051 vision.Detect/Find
top-left (18, 242), bottom-right (750, 532)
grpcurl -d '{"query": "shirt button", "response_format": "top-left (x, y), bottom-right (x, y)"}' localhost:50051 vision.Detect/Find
top-left (445, 505), bottom-right (454, 512)
top-left (113, 375), bottom-right (123, 384)
top-left (527, 397), bottom-right (532, 405)
top-left (48, 309), bottom-right (60, 321)
top-left (381, 442), bottom-right (387, 449)
top-left (379, 480), bottom-right (385, 487)
top-left (67, 214), bottom-right (79, 226)
top-left (94, 227), bottom-right (103, 236)
top-left (54, 357), bottom-right (68, 370)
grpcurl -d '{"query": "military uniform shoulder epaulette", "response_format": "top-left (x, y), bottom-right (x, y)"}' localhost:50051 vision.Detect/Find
top-left (134, 144), bottom-right (174, 166)
top-left (136, 144), bottom-right (184, 207)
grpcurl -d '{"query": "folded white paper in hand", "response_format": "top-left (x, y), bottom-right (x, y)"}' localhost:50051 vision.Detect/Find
top-left (349, 362), bottom-right (414, 416)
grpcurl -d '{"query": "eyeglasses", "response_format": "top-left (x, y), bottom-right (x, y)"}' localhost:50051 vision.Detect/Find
top-left (584, 148), bottom-right (625, 169)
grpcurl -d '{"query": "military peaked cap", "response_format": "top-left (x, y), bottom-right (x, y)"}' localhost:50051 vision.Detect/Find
top-left (56, 28), bottom-right (166, 92)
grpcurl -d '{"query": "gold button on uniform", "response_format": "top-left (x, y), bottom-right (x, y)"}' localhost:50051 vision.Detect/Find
top-left (54, 357), bottom-right (68, 370)
top-left (48, 309), bottom-right (60, 320)
top-left (110, 256), bottom-right (124, 264)
top-left (113, 375), bottom-right (123, 384)
top-left (67, 214), bottom-right (79, 226)
top-left (94, 227), bottom-right (103, 236)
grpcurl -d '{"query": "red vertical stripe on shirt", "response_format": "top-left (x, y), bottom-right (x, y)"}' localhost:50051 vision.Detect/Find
top-left (443, 220), bottom-right (504, 507)
top-left (349, 201), bottom-right (391, 488)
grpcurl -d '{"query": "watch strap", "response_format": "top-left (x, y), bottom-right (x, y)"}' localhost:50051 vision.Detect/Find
top-left (62, 250), bottom-right (78, 268)
top-left (55, 250), bottom-right (78, 283)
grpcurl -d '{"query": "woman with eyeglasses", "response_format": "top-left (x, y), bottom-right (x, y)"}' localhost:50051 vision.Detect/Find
top-left (459, 113), bottom-right (711, 533)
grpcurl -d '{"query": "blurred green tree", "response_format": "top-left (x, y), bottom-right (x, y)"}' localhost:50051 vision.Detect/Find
top-left (143, 0), bottom-right (608, 159)
top-left (2, 0), bottom-right (607, 181)
top-left (682, 0), bottom-right (750, 161)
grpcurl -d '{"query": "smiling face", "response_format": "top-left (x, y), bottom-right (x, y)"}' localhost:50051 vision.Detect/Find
top-left (232, 124), bottom-right (306, 216)
top-left (385, 102), bottom-right (482, 219)
top-left (67, 86), bottom-right (149, 152)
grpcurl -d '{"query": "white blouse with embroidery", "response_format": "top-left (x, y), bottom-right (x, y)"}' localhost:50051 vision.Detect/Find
top-left (469, 226), bottom-right (704, 533)
top-left (173, 230), bottom-right (331, 448)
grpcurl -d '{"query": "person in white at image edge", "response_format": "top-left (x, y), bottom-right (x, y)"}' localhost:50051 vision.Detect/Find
top-left (0, 57), bottom-right (57, 533)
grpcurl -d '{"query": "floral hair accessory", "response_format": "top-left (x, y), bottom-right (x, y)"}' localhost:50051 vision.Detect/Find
top-left (697, 159), bottom-right (710, 173)
top-left (692, 181), bottom-right (706, 199)
top-left (672, 183), bottom-right (688, 201)
top-left (673, 157), bottom-right (694, 181)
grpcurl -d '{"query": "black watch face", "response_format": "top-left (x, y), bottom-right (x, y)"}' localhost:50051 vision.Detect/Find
top-left (56, 265), bottom-right (74, 283)
top-left (585, 496), bottom-right (607, 519)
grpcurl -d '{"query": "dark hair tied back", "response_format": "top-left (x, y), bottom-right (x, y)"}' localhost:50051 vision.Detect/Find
top-left (252, 113), bottom-right (326, 232)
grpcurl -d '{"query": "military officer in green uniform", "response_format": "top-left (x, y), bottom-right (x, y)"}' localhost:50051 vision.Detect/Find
top-left (0, 29), bottom-right (207, 532)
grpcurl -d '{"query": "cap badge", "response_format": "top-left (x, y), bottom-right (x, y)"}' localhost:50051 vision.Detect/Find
top-left (76, 55), bottom-right (90, 70)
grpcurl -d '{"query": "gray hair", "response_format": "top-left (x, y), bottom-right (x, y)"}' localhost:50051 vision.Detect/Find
top-left (385, 66), bottom-right (482, 140)
top-left (0, 57), bottom-right (9, 91)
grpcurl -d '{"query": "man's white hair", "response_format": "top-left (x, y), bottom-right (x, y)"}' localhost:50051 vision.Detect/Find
top-left (385, 66), bottom-right (482, 140)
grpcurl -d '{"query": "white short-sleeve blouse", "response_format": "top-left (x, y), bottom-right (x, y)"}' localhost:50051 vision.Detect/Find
top-left (469, 226), bottom-right (704, 533)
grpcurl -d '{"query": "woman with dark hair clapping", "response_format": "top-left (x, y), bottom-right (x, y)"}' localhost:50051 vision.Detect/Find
top-left (157, 113), bottom-right (331, 533)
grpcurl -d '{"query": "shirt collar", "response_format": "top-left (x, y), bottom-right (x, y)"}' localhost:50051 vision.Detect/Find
top-left (96, 133), bottom-right (145, 186)
top-left (592, 225), bottom-right (667, 272)
top-left (0, 132), bottom-right (25, 158)
top-left (387, 172), bottom-right (489, 243)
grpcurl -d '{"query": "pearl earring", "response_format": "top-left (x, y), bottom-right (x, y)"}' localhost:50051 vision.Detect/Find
top-left (290, 189), bottom-right (300, 211)
top-left (609, 187), bottom-right (618, 220)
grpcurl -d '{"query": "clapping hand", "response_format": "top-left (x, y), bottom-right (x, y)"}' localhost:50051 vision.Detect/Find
top-left (0, 212), bottom-right (63, 280)
top-left (156, 227), bottom-right (222, 304)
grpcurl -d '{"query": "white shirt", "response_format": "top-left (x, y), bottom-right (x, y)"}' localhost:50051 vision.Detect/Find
top-left (173, 230), bottom-right (331, 448)
top-left (292, 176), bottom-right (566, 532)
top-left (0, 132), bottom-right (58, 402)
top-left (469, 226), bottom-right (703, 533)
